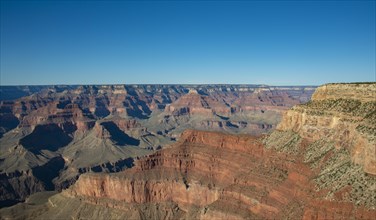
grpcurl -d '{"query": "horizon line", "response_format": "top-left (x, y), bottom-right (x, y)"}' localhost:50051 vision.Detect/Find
top-left (1, 81), bottom-right (375, 87)
top-left (0, 83), bottom-right (322, 87)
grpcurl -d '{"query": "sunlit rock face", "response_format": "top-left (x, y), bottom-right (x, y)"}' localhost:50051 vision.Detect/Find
top-left (277, 83), bottom-right (376, 175)
top-left (64, 129), bottom-right (297, 219)
top-left (61, 122), bottom-right (375, 219)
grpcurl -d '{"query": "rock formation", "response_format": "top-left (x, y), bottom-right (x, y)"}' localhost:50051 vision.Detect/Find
top-left (0, 84), bottom-right (314, 206)
top-left (277, 83), bottom-right (376, 175)
top-left (1, 83), bottom-right (374, 219)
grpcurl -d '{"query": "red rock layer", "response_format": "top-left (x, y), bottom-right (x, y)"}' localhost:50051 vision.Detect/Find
top-left (66, 129), bottom-right (375, 219)
top-left (165, 91), bottom-right (230, 116)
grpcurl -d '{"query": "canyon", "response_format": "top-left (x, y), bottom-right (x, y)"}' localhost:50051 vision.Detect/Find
top-left (0, 82), bottom-right (374, 219)
top-left (0, 84), bottom-right (315, 207)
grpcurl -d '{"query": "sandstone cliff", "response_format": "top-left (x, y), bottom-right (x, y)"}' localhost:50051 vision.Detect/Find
top-left (277, 83), bottom-right (376, 175)
top-left (63, 130), bottom-right (304, 219)
top-left (14, 127), bottom-right (372, 219)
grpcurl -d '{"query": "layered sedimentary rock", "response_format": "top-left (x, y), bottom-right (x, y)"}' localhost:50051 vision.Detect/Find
top-left (63, 125), bottom-right (375, 219)
top-left (277, 83), bottom-right (376, 175)
top-left (1, 83), bottom-right (373, 219)
top-left (3, 122), bottom-right (374, 219)
top-left (0, 84), bottom-right (314, 136)
top-left (165, 89), bottom-right (230, 116)
top-left (1, 84), bottom-right (314, 137)
top-left (23, 130), bottom-right (303, 219)
top-left (312, 83), bottom-right (375, 101)
top-left (265, 83), bottom-right (376, 214)
top-left (0, 84), bottom-right (314, 206)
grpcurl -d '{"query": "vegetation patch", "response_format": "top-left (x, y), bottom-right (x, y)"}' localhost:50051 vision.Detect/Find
top-left (314, 147), bottom-right (376, 208)
top-left (304, 139), bottom-right (335, 168)
top-left (263, 130), bottom-right (301, 155)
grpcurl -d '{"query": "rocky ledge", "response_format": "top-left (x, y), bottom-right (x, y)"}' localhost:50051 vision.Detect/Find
top-left (277, 83), bottom-right (376, 175)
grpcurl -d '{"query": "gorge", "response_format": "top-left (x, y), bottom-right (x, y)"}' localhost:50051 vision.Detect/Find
top-left (0, 83), bottom-right (375, 219)
top-left (0, 84), bottom-right (315, 207)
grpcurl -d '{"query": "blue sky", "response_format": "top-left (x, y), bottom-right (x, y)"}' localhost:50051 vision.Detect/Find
top-left (1, 1), bottom-right (375, 85)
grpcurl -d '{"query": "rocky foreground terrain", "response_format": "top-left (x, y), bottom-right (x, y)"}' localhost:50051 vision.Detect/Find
top-left (0, 84), bottom-right (314, 207)
top-left (0, 82), bottom-right (374, 219)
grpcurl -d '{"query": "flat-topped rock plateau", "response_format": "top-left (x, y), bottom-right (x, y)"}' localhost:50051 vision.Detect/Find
top-left (0, 82), bottom-right (375, 219)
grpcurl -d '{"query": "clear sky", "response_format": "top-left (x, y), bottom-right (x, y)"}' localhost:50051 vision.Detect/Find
top-left (0, 0), bottom-right (375, 85)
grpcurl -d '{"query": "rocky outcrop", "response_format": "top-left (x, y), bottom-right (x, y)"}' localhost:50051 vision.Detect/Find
top-left (165, 90), bottom-right (229, 116)
top-left (67, 174), bottom-right (220, 207)
top-left (312, 83), bottom-right (376, 102)
top-left (1, 122), bottom-right (375, 219)
top-left (277, 83), bottom-right (376, 175)
top-left (112, 118), bottom-right (140, 131)
top-left (64, 130), bottom-right (282, 218)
